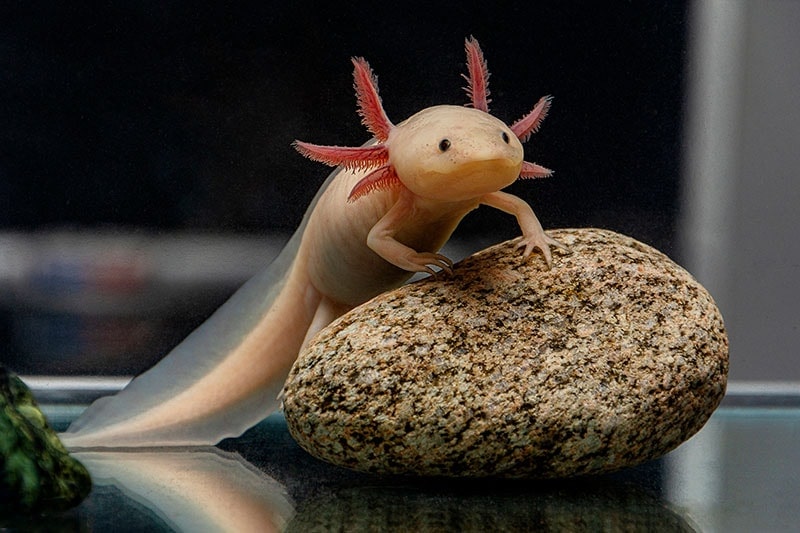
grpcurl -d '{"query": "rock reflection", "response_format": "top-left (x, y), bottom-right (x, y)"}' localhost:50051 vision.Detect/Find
top-left (287, 481), bottom-right (696, 532)
top-left (74, 448), bottom-right (294, 532)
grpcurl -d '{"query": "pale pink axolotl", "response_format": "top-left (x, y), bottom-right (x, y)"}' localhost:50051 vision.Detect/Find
top-left (61, 37), bottom-right (566, 448)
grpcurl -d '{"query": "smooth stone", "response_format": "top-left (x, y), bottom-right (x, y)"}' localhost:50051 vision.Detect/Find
top-left (282, 228), bottom-right (728, 478)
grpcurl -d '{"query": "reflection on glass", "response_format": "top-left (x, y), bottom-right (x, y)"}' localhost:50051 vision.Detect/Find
top-left (287, 482), bottom-right (697, 532)
top-left (666, 408), bottom-right (800, 532)
top-left (74, 448), bottom-right (294, 532)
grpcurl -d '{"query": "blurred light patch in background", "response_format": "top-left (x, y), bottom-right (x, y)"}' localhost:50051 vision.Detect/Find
top-left (679, 0), bottom-right (800, 382)
top-left (0, 231), bottom-right (285, 374)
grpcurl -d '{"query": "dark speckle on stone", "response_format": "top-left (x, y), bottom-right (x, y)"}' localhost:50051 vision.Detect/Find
top-left (282, 228), bottom-right (729, 478)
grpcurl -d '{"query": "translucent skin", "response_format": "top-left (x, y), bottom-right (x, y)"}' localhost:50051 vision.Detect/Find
top-left (61, 37), bottom-right (564, 449)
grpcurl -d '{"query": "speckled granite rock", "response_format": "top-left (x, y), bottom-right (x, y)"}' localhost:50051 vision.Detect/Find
top-left (283, 228), bottom-right (728, 478)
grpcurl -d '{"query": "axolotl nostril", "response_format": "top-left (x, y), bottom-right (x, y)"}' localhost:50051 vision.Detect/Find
top-left (61, 37), bottom-right (566, 448)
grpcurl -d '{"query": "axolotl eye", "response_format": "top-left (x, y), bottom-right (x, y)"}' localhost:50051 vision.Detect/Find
top-left (438, 138), bottom-right (451, 152)
top-left (501, 131), bottom-right (510, 144)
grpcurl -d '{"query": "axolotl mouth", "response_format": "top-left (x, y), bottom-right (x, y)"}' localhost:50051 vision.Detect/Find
top-left (414, 157), bottom-right (523, 201)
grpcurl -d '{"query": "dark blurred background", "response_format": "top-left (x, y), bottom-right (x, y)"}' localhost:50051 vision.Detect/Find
top-left (1, 2), bottom-right (687, 241)
top-left (1, 2), bottom-right (689, 374)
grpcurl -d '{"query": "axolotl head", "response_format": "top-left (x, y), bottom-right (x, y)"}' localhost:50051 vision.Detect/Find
top-left (294, 37), bottom-right (553, 203)
top-left (387, 105), bottom-right (524, 202)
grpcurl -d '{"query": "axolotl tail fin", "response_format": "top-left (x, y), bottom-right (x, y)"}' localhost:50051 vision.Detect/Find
top-left (61, 252), bottom-right (313, 448)
top-left (60, 170), bottom-right (341, 449)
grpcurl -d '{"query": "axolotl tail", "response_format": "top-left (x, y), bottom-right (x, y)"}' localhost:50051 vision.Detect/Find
top-left (60, 247), bottom-right (320, 448)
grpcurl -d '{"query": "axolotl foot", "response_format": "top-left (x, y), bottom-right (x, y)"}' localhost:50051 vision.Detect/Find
top-left (400, 251), bottom-right (454, 276)
top-left (517, 231), bottom-right (571, 269)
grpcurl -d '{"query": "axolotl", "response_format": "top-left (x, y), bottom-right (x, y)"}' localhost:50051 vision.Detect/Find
top-left (61, 37), bottom-right (565, 448)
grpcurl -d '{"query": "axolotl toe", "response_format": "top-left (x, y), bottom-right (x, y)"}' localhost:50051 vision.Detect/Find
top-left (61, 37), bottom-right (566, 448)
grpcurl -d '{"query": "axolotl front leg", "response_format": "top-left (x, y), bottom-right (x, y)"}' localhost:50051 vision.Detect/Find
top-left (480, 191), bottom-right (568, 268)
top-left (366, 191), bottom-right (456, 275)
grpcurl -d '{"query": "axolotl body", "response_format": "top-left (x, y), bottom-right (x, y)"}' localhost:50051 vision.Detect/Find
top-left (61, 38), bottom-right (565, 448)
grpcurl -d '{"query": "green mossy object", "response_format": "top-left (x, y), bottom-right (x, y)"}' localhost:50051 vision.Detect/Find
top-left (0, 365), bottom-right (91, 515)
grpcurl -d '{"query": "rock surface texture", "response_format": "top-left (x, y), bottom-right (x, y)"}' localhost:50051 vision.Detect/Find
top-left (283, 228), bottom-right (729, 478)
